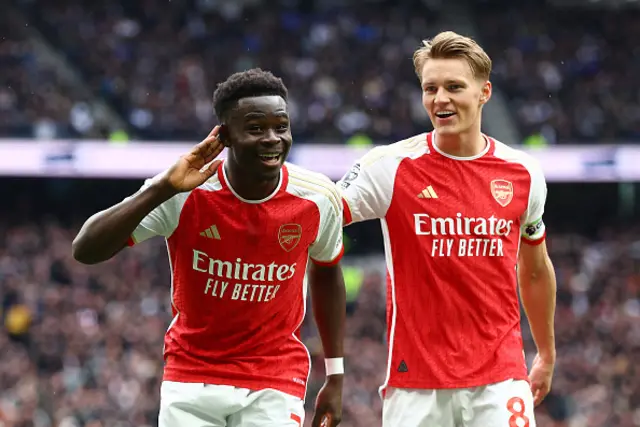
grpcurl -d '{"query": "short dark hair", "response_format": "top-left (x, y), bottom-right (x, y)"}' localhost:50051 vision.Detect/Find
top-left (213, 68), bottom-right (288, 121)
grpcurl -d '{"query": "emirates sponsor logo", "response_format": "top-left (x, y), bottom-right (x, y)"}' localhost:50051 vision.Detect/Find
top-left (414, 213), bottom-right (513, 236)
top-left (192, 249), bottom-right (297, 302)
top-left (414, 213), bottom-right (514, 258)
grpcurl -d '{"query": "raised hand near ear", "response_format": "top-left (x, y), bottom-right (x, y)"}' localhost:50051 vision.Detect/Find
top-left (159, 126), bottom-right (225, 193)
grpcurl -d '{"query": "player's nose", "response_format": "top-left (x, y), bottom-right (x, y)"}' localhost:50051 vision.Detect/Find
top-left (433, 87), bottom-right (451, 104)
top-left (261, 129), bottom-right (280, 144)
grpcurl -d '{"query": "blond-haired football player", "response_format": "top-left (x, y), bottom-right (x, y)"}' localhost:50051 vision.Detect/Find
top-left (338, 31), bottom-right (556, 427)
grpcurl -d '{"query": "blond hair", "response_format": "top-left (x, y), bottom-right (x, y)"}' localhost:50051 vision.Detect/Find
top-left (413, 31), bottom-right (492, 81)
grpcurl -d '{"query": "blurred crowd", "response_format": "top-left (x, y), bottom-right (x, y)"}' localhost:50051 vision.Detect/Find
top-left (14, 0), bottom-right (438, 143)
top-left (475, 0), bottom-right (640, 144)
top-left (0, 218), bottom-right (638, 426)
top-left (0, 15), bottom-right (91, 140)
top-left (3, 0), bottom-right (637, 144)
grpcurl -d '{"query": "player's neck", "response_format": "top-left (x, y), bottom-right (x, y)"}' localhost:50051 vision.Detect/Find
top-left (434, 127), bottom-right (486, 158)
top-left (224, 163), bottom-right (280, 201)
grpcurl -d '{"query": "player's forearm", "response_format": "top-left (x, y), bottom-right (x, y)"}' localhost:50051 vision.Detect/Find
top-left (519, 256), bottom-right (557, 361)
top-left (72, 181), bottom-right (176, 264)
top-left (309, 263), bottom-right (346, 359)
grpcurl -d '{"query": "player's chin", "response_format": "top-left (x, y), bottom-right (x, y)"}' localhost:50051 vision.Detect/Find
top-left (256, 162), bottom-right (283, 181)
top-left (434, 124), bottom-right (460, 135)
top-left (254, 149), bottom-right (288, 180)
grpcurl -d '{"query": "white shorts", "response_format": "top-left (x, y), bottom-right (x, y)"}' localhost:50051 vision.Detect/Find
top-left (383, 379), bottom-right (536, 427)
top-left (159, 381), bottom-right (305, 427)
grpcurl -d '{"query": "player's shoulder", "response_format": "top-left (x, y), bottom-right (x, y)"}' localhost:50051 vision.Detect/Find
top-left (286, 162), bottom-right (335, 190)
top-left (358, 133), bottom-right (429, 167)
top-left (491, 137), bottom-right (543, 175)
top-left (285, 163), bottom-right (342, 214)
top-left (199, 168), bottom-right (224, 191)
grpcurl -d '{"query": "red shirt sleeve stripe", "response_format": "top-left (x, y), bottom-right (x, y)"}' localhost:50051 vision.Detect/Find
top-left (342, 197), bottom-right (352, 226)
top-left (521, 231), bottom-right (546, 246)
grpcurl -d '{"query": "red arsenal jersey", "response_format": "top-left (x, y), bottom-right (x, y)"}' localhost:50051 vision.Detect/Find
top-left (338, 131), bottom-right (547, 392)
top-left (128, 162), bottom-right (344, 399)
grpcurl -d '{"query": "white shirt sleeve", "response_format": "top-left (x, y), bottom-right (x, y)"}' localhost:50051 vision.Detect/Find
top-left (128, 176), bottom-right (190, 245)
top-left (521, 159), bottom-right (547, 244)
top-left (309, 186), bottom-right (344, 265)
top-left (336, 147), bottom-right (397, 224)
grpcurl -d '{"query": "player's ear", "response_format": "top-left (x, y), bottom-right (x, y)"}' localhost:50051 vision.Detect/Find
top-left (480, 81), bottom-right (492, 105)
top-left (219, 124), bottom-right (231, 147)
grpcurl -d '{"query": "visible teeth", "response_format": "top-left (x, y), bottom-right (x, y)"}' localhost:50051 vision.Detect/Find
top-left (436, 111), bottom-right (455, 117)
top-left (260, 154), bottom-right (280, 160)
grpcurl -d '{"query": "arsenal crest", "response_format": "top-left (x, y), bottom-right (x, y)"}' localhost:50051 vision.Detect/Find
top-left (490, 179), bottom-right (514, 207)
top-left (278, 224), bottom-right (302, 252)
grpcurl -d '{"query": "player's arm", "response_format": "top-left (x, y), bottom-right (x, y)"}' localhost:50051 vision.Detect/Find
top-left (517, 160), bottom-right (556, 405)
top-left (517, 160), bottom-right (557, 363)
top-left (518, 239), bottom-right (556, 362)
top-left (308, 193), bottom-right (346, 367)
top-left (336, 147), bottom-right (396, 226)
top-left (308, 261), bottom-right (345, 426)
top-left (72, 127), bottom-right (223, 264)
top-left (309, 261), bottom-right (346, 362)
top-left (72, 181), bottom-right (178, 264)
top-left (308, 186), bottom-right (346, 427)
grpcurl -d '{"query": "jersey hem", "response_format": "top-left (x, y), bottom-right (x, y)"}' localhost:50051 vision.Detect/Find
top-left (384, 371), bottom-right (530, 391)
top-left (311, 245), bottom-right (345, 266)
top-left (162, 371), bottom-right (306, 400)
top-left (127, 236), bottom-right (135, 247)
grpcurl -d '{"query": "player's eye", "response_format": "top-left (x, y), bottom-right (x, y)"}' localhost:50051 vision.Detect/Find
top-left (246, 125), bottom-right (262, 132)
top-left (276, 123), bottom-right (289, 132)
top-left (448, 84), bottom-right (463, 91)
top-left (423, 86), bottom-right (437, 93)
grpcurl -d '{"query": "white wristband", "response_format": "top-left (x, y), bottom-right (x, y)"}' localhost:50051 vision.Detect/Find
top-left (324, 358), bottom-right (344, 376)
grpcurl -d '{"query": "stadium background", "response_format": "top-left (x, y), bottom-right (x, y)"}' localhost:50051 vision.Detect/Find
top-left (2, 0), bottom-right (639, 425)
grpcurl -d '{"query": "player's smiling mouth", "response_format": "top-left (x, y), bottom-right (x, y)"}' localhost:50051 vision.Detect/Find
top-left (258, 152), bottom-right (282, 166)
top-left (435, 111), bottom-right (456, 118)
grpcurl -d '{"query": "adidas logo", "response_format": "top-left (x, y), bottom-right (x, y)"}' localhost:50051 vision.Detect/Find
top-left (417, 186), bottom-right (438, 199)
top-left (200, 225), bottom-right (221, 240)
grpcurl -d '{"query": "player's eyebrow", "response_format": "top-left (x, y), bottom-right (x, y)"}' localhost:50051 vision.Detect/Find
top-left (423, 79), bottom-right (466, 86)
top-left (244, 111), bottom-right (288, 119)
top-left (244, 112), bottom-right (266, 118)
